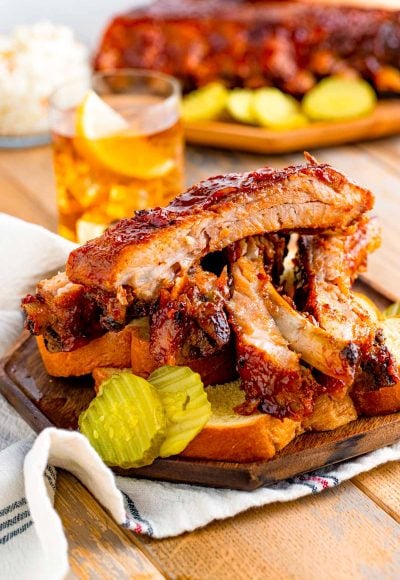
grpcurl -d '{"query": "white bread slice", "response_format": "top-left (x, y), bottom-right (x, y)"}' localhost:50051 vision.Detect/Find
top-left (91, 372), bottom-right (360, 463)
top-left (92, 370), bottom-right (303, 462)
top-left (37, 326), bottom-right (132, 377)
top-left (181, 381), bottom-right (303, 462)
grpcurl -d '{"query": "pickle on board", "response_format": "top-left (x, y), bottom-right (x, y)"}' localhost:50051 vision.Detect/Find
top-left (148, 365), bottom-right (211, 457)
top-left (181, 82), bottom-right (229, 122)
top-left (79, 372), bottom-right (166, 468)
top-left (252, 87), bottom-right (309, 130)
top-left (227, 89), bottom-right (256, 124)
top-left (302, 76), bottom-right (377, 121)
top-left (382, 302), bottom-right (400, 319)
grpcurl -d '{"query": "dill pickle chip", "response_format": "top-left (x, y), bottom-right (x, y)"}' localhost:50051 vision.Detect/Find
top-left (383, 302), bottom-right (400, 319)
top-left (302, 76), bottom-right (377, 121)
top-left (252, 88), bottom-right (308, 130)
top-left (181, 82), bottom-right (229, 122)
top-left (227, 89), bottom-right (256, 124)
top-left (148, 366), bottom-right (211, 457)
top-left (79, 372), bottom-right (166, 468)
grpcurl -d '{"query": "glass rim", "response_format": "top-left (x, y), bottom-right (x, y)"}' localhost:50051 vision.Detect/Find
top-left (92, 68), bottom-right (181, 96)
top-left (50, 68), bottom-right (181, 112)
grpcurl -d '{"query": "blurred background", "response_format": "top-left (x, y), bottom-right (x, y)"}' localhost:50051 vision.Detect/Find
top-left (1, 0), bottom-right (399, 45)
top-left (0, 0), bottom-right (145, 46)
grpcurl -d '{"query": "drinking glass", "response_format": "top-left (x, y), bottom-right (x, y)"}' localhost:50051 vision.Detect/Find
top-left (50, 70), bottom-right (184, 242)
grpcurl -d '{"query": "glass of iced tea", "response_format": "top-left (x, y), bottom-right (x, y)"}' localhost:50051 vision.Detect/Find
top-left (49, 70), bottom-right (184, 243)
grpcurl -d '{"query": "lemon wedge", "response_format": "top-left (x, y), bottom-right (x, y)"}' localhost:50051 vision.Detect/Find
top-left (76, 90), bottom-right (175, 179)
top-left (76, 90), bottom-right (129, 139)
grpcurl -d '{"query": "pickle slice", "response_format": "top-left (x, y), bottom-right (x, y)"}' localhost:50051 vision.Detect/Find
top-left (251, 87), bottom-right (308, 130)
top-left (227, 89), bottom-right (256, 124)
top-left (181, 83), bottom-right (229, 122)
top-left (383, 302), bottom-right (400, 319)
top-left (148, 366), bottom-right (211, 457)
top-left (302, 76), bottom-right (377, 121)
top-left (79, 372), bottom-right (166, 468)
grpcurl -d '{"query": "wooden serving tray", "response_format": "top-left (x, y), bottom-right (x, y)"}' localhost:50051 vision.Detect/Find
top-left (184, 100), bottom-right (400, 154)
top-left (1, 282), bottom-right (399, 491)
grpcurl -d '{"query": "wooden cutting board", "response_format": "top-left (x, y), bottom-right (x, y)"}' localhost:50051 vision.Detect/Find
top-left (1, 282), bottom-right (399, 491)
top-left (184, 100), bottom-right (400, 154)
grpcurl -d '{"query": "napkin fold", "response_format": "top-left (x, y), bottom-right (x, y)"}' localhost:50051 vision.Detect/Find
top-left (0, 213), bottom-right (399, 580)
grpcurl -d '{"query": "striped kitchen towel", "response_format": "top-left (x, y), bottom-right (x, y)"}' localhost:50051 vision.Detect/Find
top-left (1, 214), bottom-right (400, 580)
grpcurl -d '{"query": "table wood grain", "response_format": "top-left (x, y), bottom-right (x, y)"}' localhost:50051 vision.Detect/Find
top-left (1, 140), bottom-right (399, 579)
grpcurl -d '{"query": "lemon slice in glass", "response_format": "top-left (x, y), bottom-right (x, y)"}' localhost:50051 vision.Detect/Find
top-left (76, 90), bottom-right (175, 179)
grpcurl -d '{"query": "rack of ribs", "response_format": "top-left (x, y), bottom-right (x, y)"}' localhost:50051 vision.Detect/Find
top-left (22, 156), bottom-right (400, 419)
top-left (94, 0), bottom-right (400, 95)
top-left (22, 156), bottom-right (372, 351)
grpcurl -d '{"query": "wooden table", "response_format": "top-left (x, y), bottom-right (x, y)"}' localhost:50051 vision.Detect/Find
top-left (1, 139), bottom-right (400, 579)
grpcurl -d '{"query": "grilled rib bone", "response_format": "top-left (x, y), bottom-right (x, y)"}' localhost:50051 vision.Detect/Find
top-left (262, 279), bottom-right (358, 385)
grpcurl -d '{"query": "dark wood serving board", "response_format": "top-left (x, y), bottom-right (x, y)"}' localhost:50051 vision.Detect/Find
top-left (1, 281), bottom-right (399, 491)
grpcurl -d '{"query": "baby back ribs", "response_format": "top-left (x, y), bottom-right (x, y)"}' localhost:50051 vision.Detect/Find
top-left (296, 219), bottom-right (399, 395)
top-left (23, 159), bottom-right (373, 352)
top-left (67, 159), bottom-right (373, 300)
top-left (227, 238), bottom-right (316, 419)
top-left (296, 218), bottom-right (380, 345)
top-left (149, 266), bottom-right (231, 366)
top-left (95, 0), bottom-right (400, 95)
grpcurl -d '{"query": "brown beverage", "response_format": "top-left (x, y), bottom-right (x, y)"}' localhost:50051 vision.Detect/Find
top-left (50, 72), bottom-right (184, 243)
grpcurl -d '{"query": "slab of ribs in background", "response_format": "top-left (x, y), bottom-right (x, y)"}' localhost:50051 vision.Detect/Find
top-left (94, 0), bottom-right (400, 96)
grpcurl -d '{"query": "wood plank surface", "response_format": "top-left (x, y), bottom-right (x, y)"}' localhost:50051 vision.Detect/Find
top-left (353, 461), bottom-right (400, 525)
top-left (55, 471), bottom-right (165, 579)
top-left (141, 481), bottom-right (400, 580)
top-left (1, 142), bottom-right (400, 578)
top-left (0, 147), bottom-right (56, 230)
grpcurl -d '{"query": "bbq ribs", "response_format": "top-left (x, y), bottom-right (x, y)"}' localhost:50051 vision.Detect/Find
top-left (94, 0), bottom-right (400, 96)
top-left (22, 155), bottom-right (400, 420)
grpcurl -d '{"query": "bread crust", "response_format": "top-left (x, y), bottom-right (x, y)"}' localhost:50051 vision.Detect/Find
top-left (180, 416), bottom-right (302, 462)
top-left (303, 393), bottom-right (358, 431)
top-left (37, 328), bottom-right (132, 377)
top-left (92, 367), bottom-right (127, 392)
top-left (352, 384), bottom-right (400, 416)
top-left (180, 394), bottom-right (358, 463)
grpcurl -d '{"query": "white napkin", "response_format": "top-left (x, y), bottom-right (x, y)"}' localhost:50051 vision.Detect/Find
top-left (0, 213), bottom-right (399, 580)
